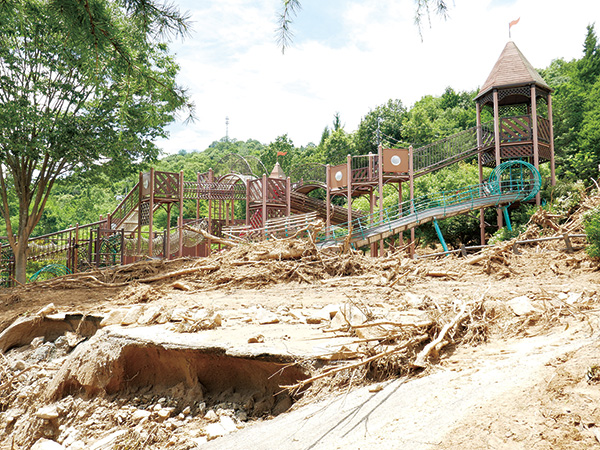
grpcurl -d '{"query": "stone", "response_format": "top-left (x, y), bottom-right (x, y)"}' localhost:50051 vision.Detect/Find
top-left (247, 335), bottom-right (265, 344)
top-left (507, 296), bottom-right (541, 316)
top-left (37, 303), bottom-right (57, 317)
top-left (99, 309), bottom-right (127, 327)
top-left (70, 441), bottom-right (85, 450)
top-left (218, 415), bottom-right (237, 433)
top-left (157, 408), bottom-right (175, 421)
top-left (12, 359), bottom-right (26, 370)
top-left (138, 305), bottom-right (164, 325)
top-left (131, 409), bottom-right (152, 422)
top-left (172, 281), bottom-right (191, 291)
top-left (89, 430), bottom-right (127, 450)
top-left (204, 409), bottom-right (218, 422)
top-left (182, 406), bottom-right (191, 415)
top-left (36, 405), bottom-right (60, 420)
top-left (256, 308), bottom-right (279, 325)
top-left (404, 292), bottom-right (427, 308)
top-left (191, 437), bottom-right (208, 446)
top-left (121, 306), bottom-right (145, 326)
top-left (31, 439), bottom-right (65, 450)
top-left (330, 304), bottom-right (368, 329)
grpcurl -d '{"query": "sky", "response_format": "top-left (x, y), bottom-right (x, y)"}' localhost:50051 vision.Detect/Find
top-left (155, 0), bottom-right (600, 155)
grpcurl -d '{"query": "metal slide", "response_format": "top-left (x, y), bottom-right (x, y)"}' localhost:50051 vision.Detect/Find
top-left (317, 160), bottom-right (541, 249)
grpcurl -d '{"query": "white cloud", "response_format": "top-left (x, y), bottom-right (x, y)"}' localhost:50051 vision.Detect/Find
top-left (155, 0), bottom-right (600, 155)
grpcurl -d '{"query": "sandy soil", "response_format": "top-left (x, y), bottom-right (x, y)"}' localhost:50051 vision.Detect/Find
top-left (1, 230), bottom-right (600, 449)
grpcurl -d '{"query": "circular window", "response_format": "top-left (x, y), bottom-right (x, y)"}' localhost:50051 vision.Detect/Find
top-left (335, 171), bottom-right (343, 182)
top-left (391, 155), bottom-right (401, 166)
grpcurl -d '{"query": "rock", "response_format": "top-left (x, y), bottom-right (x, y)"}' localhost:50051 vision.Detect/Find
top-left (70, 441), bottom-right (85, 450)
top-left (404, 292), bottom-right (427, 308)
top-left (247, 334), bottom-right (265, 344)
top-left (31, 439), bottom-right (65, 450)
top-left (204, 409), bottom-right (218, 422)
top-left (191, 436), bottom-right (208, 446)
top-left (138, 305), bottom-right (164, 325)
top-left (12, 359), bottom-right (26, 370)
top-left (219, 415), bottom-right (237, 433)
top-left (236, 411), bottom-right (248, 422)
top-left (36, 405), bottom-right (60, 420)
top-left (507, 296), bottom-right (541, 316)
top-left (99, 309), bottom-right (127, 327)
top-left (256, 308), bottom-right (279, 325)
top-left (182, 406), bottom-right (191, 415)
top-left (157, 408), bottom-right (175, 421)
top-left (171, 307), bottom-right (189, 322)
top-left (322, 304), bottom-right (341, 319)
top-left (121, 306), bottom-right (145, 326)
top-left (89, 430), bottom-right (127, 450)
top-left (172, 281), bottom-right (191, 291)
top-left (205, 417), bottom-right (236, 441)
top-left (330, 304), bottom-right (368, 329)
top-left (131, 409), bottom-right (152, 422)
top-left (37, 303), bottom-right (57, 317)
top-left (566, 292), bottom-right (582, 304)
top-left (31, 336), bottom-right (45, 348)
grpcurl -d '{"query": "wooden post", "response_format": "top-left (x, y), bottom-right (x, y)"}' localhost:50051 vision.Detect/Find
top-left (137, 172), bottom-right (143, 259)
top-left (195, 172), bottom-right (200, 257)
top-left (73, 223), bottom-right (79, 273)
top-left (531, 85), bottom-right (541, 206)
top-left (178, 170), bottom-right (184, 258)
top-left (377, 145), bottom-right (384, 255)
top-left (148, 168), bottom-right (155, 258)
top-left (166, 203), bottom-right (172, 259)
top-left (326, 165), bottom-right (331, 237)
top-left (370, 189), bottom-right (376, 256)
top-left (409, 145), bottom-right (415, 257)
top-left (398, 182), bottom-right (403, 246)
top-left (476, 101), bottom-right (485, 245)
top-left (347, 154), bottom-right (352, 229)
top-left (548, 93), bottom-right (556, 186)
top-left (286, 177), bottom-right (291, 217)
top-left (246, 179), bottom-right (250, 226)
top-left (262, 174), bottom-right (268, 238)
top-left (493, 89), bottom-right (503, 228)
top-left (207, 168), bottom-right (213, 256)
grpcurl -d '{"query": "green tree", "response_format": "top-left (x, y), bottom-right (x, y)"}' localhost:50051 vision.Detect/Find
top-left (0, 0), bottom-right (188, 283)
top-left (354, 99), bottom-right (407, 155)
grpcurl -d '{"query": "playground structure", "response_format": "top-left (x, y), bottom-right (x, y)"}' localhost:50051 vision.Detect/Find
top-left (0, 40), bottom-right (555, 284)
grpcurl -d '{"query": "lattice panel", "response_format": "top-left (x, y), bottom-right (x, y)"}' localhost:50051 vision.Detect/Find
top-left (500, 144), bottom-right (534, 159)
top-left (139, 202), bottom-right (150, 226)
top-left (154, 171), bottom-right (179, 198)
top-left (538, 117), bottom-right (551, 143)
top-left (499, 86), bottom-right (531, 102)
top-left (499, 116), bottom-right (531, 142)
top-left (499, 104), bottom-right (528, 117)
top-left (267, 179), bottom-right (287, 204)
top-left (111, 182), bottom-right (139, 229)
top-left (247, 179), bottom-right (263, 203)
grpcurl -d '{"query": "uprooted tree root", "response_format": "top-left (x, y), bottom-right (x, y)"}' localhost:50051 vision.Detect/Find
top-left (283, 288), bottom-right (598, 401)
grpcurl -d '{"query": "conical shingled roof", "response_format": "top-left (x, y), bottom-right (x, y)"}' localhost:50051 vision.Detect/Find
top-left (270, 161), bottom-right (286, 179)
top-left (475, 41), bottom-right (550, 100)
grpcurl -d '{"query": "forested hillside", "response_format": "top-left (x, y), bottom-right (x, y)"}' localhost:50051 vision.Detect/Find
top-left (3, 25), bottom-right (599, 249)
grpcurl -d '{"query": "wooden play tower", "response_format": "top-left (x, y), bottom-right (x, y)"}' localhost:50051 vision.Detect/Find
top-left (474, 40), bottom-right (556, 239)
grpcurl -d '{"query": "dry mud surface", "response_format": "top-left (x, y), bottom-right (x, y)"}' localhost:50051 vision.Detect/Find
top-left (1, 214), bottom-right (600, 449)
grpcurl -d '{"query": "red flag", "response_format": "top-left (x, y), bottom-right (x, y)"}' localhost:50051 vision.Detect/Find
top-left (277, 151), bottom-right (288, 156)
top-left (509, 17), bottom-right (520, 29)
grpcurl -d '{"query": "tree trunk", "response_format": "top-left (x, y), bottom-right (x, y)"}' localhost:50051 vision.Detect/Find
top-left (13, 241), bottom-right (29, 285)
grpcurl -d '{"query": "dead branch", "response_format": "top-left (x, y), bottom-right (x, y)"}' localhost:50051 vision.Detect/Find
top-left (283, 334), bottom-right (429, 393)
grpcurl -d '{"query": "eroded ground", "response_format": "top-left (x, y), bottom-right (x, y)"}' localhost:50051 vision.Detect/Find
top-left (1, 204), bottom-right (600, 449)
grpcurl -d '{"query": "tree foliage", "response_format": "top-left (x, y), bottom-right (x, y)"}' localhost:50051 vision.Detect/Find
top-left (0, 0), bottom-right (189, 282)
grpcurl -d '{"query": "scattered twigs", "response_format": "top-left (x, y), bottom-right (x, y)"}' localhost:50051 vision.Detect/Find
top-left (283, 334), bottom-right (429, 394)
